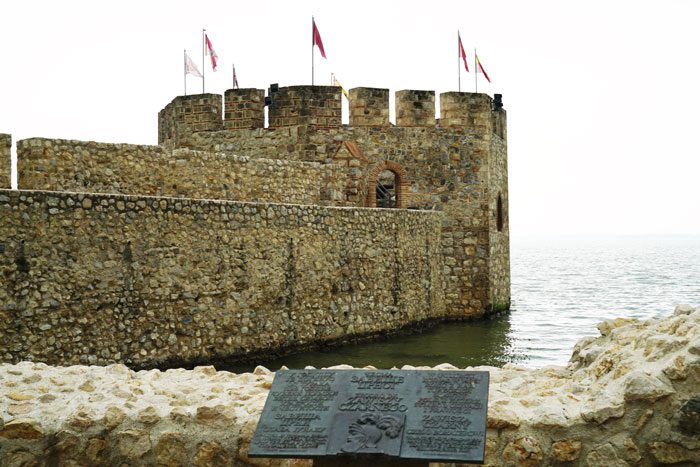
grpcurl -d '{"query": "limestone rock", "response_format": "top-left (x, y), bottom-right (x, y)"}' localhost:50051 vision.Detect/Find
top-left (196, 404), bottom-right (235, 427)
top-left (501, 436), bottom-right (543, 466)
top-left (679, 396), bottom-right (700, 435)
top-left (623, 371), bottom-right (675, 401)
top-left (8, 402), bottom-right (33, 415)
top-left (597, 317), bottom-right (635, 336)
top-left (648, 441), bottom-right (700, 464)
top-left (156, 432), bottom-right (188, 466)
top-left (585, 443), bottom-right (628, 467)
top-left (68, 407), bottom-right (96, 429)
top-left (138, 406), bottom-right (160, 425)
top-left (674, 304), bottom-right (695, 315)
top-left (0, 418), bottom-right (43, 439)
top-left (7, 393), bottom-right (33, 401)
top-left (81, 437), bottom-right (107, 465)
top-left (194, 441), bottom-right (232, 467)
top-left (102, 405), bottom-right (127, 429)
top-left (114, 429), bottom-right (151, 459)
top-left (581, 394), bottom-right (625, 424)
top-left (487, 404), bottom-right (521, 429)
top-left (2, 450), bottom-right (40, 467)
top-left (551, 439), bottom-right (581, 462)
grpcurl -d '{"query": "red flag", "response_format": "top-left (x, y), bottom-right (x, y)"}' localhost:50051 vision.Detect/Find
top-left (458, 32), bottom-right (469, 72)
top-left (312, 19), bottom-right (327, 59)
top-left (205, 34), bottom-right (218, 71)
top-left (476, 53), bottom-right (490, 82)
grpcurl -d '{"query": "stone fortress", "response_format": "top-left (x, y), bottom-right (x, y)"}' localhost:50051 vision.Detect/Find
top-left (0, 84), bottom-right (509, 368)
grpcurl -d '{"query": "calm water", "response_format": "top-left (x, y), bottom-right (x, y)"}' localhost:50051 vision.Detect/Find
top-left (222, 235), bottom-right (700, 372)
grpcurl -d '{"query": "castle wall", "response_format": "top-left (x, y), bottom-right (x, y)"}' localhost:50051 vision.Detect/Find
top-left (488, 113), bottom-right (510, 310)
top-left (17, 138), bottom-right (325, 205)
top-left (0, 189), bottom-right (444, 367)
top-left (0, 133), bottom-right (10, 189)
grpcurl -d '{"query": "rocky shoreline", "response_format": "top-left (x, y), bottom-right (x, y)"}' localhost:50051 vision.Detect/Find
top-left (1, 305), bottom-right (698, 466)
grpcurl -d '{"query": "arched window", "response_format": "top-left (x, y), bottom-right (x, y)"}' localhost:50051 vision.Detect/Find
top-left (366, 161), bottom-right (408, 209)
top-left (376, 170), bottom-right (397, 208)
top-left (496, 193), bottom-right (504, 232)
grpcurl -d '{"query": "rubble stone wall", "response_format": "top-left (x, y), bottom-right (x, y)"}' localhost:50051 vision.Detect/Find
top-left (0, 306), bottom-right (698, 466)
top-left (0, 189), bottom-right (444, 368)
top-left (17, 138), bottom-right (325, 205)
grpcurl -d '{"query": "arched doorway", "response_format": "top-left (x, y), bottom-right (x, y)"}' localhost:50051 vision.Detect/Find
top-left (376, 170), bottom-right (397, 208)
top-left (366, 162), bottom-right (408, 208)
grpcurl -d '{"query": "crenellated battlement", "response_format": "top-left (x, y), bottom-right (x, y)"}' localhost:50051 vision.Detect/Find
top-left (349, 87), bottom-right (390, 127)
top-left (268, 85), bottom-right (342, 128)
top-left (158, 85), bottom-right (506, 147)
top-left (224, 88), bottom-right (265, 130)
top-left (0, 133), bottom-right (10, 189)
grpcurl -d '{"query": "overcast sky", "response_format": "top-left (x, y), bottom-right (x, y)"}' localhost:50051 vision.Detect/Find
top-left (1, 0), bottom-right (698, 236)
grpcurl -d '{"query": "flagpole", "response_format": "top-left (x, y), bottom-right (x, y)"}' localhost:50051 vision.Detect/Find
top-left (184, 49), bottom-right (187, 96)
top-left (458, 32), bottom-right (461, 93)
top-left (202, 29), bottom-right (206, 94)
top-left (311, 17), bottom-right (315, 86)
top-left (474, 48), bottom-right (478, 93)
top-left (233, 64), bottom-right (235, 88)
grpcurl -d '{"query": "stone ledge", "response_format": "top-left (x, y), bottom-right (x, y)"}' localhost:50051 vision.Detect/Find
top-left (1, 309), bottom-right (697, 465)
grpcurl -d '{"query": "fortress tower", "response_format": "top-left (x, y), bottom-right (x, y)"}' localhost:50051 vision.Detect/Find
top-left (157, 85), bottom-right (510, 317)
top-left (2, 83), bottom-right (509, 368)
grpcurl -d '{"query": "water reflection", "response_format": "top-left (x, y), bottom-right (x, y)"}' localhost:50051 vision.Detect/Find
top-left (218, 315), bottom-right (523, 374)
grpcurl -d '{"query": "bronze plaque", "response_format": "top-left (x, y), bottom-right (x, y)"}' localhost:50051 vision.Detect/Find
top-left (248, 369), bottom-right (489, 463)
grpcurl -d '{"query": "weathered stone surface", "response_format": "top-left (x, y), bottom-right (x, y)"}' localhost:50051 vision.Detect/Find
top-left (585, 443), bottom-right (628, 467)
top-left (194, 441), bottom-right (232, 467)
top-left (648, 441), bottom-right (700, 464)
top-left (679, 396), bottom-right (700, 435)
top-left (102, 405), bottom-right (127, 430)
top-left (674, 304), bottom-right (695, 315)
top-left (114, 429), bottom-right (151, 459)
top-left (623, 371), bottom-right (675, 401)
top-left (0, 419), bottom-right (43, 439)
top-left (81, 437), bottom-right (107, 465)
top-left (0, 307), bottom-right (697, 466)
top-left (2, 450), bottom-right (40, 467)
top-left (156, 432), bottom-right (188, 466)
top-left (551, 439), bottom-right (581, 462)
top-left (501, 436), bottom-right (543, 466)
top-left (580, 394), bottom-right (625, 424)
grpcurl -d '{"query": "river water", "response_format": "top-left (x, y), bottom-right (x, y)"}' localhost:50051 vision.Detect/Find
top-left (222, 235), bottom-right (700, 372)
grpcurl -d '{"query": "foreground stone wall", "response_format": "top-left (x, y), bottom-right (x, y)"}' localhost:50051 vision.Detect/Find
top-left (0, 133), bottom-right (10, 189)
top-left (1, 306), bottom-right (697, 466)
top-left (0, 189), bottom-right (444, 368)
top-left (17, 138), bottom-right (325, 205)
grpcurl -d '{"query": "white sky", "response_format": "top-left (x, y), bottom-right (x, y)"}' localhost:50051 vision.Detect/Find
top-left (1, 0), bottom-right (699, 235)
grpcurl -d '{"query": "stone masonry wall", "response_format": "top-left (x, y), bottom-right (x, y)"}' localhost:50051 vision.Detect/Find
top-left (0, 189), bottom-right (444, 368)
top-left (489, 111), bottom-right (510, 310)
top-left (158, 94), bottom-right (223, 146)
top-left (17, 138), bottom-right (325, 205)
top-left (191, 125), bottom-right (492, 317)
top-left (166, 94), bottom-right (501, 318)
top-left (0, 306), bottom-right (698, 466)
top-left (0, 133), bottom-right (10, 189)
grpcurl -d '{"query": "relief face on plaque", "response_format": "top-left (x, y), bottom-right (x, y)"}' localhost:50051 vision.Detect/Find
top-left (327, 412), bottom-right (405, 456)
